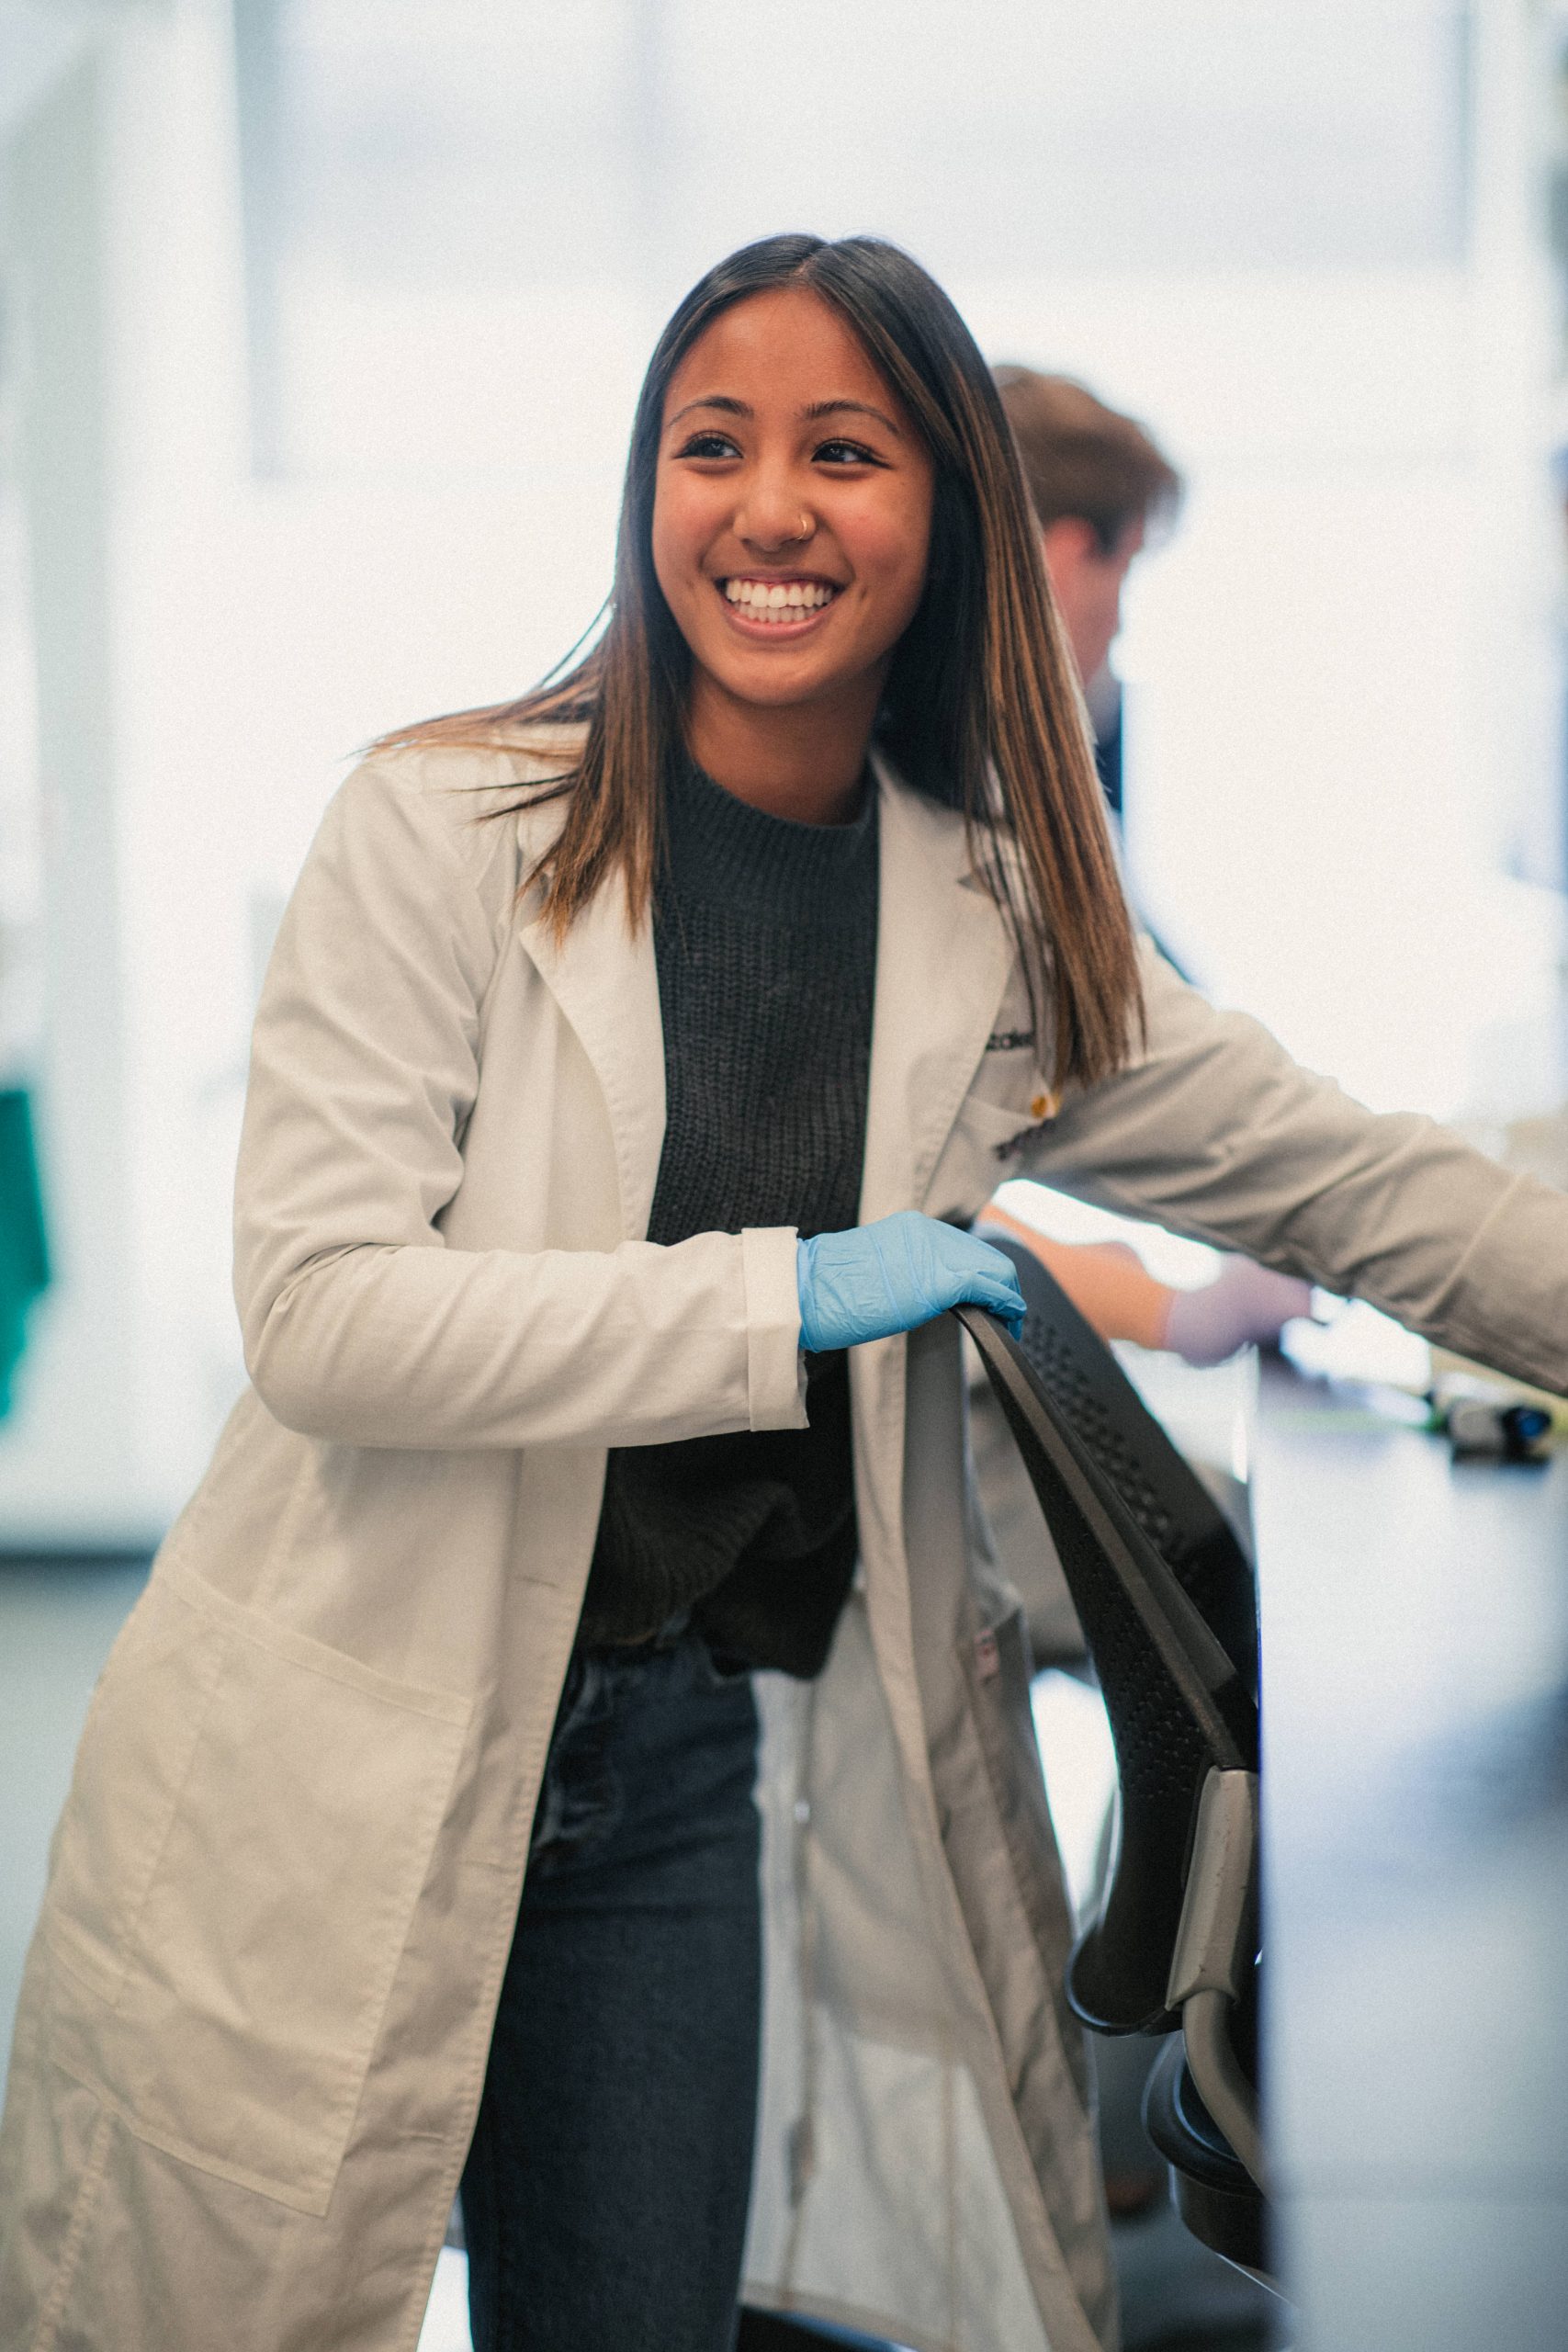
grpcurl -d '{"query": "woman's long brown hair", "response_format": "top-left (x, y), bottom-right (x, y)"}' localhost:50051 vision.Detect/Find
top-left (377, 234), bottom-right (1143, 1089)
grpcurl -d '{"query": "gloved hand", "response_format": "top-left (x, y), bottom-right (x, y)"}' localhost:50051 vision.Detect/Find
top-left (796, 1211), bottom-right (1027, 1353)
top-left (1162, 1258), bottom-right (1314, 1368)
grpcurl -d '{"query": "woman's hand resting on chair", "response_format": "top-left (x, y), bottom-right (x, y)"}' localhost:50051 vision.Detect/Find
top-left (796, 1210), bottom-right (1027, 1352)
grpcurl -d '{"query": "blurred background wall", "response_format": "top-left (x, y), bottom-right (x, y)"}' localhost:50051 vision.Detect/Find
top-left (3, 0), bottom-right (1568, 1543)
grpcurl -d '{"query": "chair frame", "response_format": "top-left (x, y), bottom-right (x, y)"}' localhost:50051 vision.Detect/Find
top-left (956, 1297), bottom-right (1269, 2218)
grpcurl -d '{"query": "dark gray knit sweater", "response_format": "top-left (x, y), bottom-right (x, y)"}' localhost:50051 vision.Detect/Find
top-left (579, 753), bottom-right (878, 1679)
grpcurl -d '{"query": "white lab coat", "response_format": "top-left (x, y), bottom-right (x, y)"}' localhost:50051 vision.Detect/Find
top-left (3, 732), bottom-right (1564, 2352)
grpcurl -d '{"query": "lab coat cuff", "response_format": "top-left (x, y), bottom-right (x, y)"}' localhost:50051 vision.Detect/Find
top-left (740, 1226), bottom-right (809, 1430)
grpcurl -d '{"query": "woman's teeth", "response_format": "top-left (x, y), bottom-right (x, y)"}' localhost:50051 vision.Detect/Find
top-left (723, 578), bottom-right (837, 621)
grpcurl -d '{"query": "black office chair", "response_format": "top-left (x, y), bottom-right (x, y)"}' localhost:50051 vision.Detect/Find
top-left (957, 1237), bottom-right (1271, 2279)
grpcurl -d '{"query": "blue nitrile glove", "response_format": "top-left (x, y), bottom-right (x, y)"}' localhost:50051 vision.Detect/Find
top-left (796, 1211), bottom-right (1027, 1352)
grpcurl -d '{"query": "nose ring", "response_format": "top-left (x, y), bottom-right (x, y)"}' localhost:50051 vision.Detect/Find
top-left (793, 512), bottom-right (812, 540)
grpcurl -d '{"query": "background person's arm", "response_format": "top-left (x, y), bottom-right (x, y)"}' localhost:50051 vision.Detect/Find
top-left (973, 1203), bottom-right (1311, 1364)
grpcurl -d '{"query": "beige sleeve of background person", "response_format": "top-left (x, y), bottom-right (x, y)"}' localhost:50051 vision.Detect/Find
top-left (1021, 941), bottom-right (1568, 1396)
top-left (233, 759), bottom-right (805, 1452)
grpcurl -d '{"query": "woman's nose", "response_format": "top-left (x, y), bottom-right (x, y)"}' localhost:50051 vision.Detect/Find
top-left (735, 472), bottom-right (815, 552)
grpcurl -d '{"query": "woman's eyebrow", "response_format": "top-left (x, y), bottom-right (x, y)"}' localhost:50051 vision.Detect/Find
top-left (802, 398), bottom-right (903, 436)
top-left (665, 394), bottom-right (903, 435)
top-left (667, 394), bottom-right (749, 428)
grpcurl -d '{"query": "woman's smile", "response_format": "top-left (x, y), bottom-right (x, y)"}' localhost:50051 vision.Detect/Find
top-left (716, 571), bottom-right (843, 633)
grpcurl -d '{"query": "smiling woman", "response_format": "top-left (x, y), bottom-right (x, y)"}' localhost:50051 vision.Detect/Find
top-left (8, 232), bottom-right (1568, 2352)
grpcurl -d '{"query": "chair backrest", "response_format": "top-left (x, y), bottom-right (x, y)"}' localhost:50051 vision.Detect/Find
top-left (986, 1233), bottom-right (1261, 1698)
top-left (957, 1244), bottom-right (1260, 2035)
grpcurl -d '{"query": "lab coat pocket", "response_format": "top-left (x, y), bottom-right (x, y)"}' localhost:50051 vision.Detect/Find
top-left (929, 1092), bottom-right (1052, 1218)
top-left (42, 1574), bottom-right (228, 2011)
top-left (46, 1563), bottom-right (470, 2215)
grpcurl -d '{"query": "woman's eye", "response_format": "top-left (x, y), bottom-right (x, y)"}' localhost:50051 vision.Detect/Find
top-left (814, 438), bottom-right (883, 468)
top-left (675, 431), bottom-right (740, 459)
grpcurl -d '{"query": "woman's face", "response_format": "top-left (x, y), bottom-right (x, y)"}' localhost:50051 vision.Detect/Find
top-left (651, 287), bottom-right (935, 724)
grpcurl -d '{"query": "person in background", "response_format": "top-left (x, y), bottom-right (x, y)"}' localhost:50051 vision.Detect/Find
top-left (987, 364), bottom-right (1310, 1369)
top-left (992, 366), bottom-right (1180, 815)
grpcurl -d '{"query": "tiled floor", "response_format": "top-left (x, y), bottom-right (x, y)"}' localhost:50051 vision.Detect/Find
top-left (0, 1559), bottom-right (1276, 2352)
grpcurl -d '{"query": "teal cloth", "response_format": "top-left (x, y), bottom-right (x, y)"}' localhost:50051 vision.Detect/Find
top-left (0, 1090), bottom-right (50, 1419)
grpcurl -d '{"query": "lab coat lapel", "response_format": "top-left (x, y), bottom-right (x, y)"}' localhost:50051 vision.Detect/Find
top-left (515, 757), bottom-right (1012, 1245)
top-left (517, 858), bottom-right (666, 1243)
top-left (852, 757), bottom-right (1013, 1581)
top-left (859, 753), bottom-right (1015, 1224)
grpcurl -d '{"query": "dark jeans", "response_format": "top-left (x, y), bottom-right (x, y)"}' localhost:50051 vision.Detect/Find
top-left (462, 1626), bottom-right (762, 2352)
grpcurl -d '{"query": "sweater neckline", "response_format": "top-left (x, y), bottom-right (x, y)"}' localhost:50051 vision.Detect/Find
top-left (660, 753), bottom-right (878, 919)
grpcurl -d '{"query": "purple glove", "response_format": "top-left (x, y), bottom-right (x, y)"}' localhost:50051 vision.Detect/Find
top-left (1163, 1258), bottom-right (1314, 1367)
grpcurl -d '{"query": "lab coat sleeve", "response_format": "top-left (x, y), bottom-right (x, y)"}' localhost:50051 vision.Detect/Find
top-left (234, 758), bottom-right (807, 1450)
top-left (1019, 941), bottom-right (1568, 1396)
